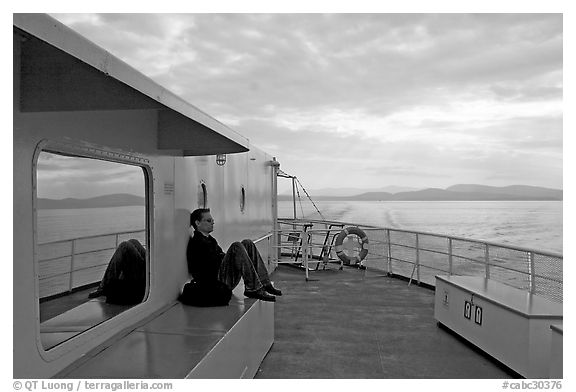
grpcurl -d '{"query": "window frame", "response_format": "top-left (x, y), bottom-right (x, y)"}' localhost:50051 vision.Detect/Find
top-left (32, 139), bottom-right (153, 360)
top-left (240, 185), bottom-right (246, 213)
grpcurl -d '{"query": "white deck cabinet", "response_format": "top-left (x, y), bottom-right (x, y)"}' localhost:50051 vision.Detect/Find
top-left (434, 275), bottom-right (562, 378)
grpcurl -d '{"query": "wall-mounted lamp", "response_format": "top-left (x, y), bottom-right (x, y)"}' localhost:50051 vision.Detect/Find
top-left (216, 154), bottom-right (226, 166)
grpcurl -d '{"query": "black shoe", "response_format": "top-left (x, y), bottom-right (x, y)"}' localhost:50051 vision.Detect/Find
top-left (264, 284), bottom-right (282, 296)
top-left (244, 289), bottom-right (276, 302)
top-left (88, 289), bottom-right (104, 298)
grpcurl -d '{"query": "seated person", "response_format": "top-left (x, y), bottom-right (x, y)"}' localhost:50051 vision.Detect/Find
top-left (186, 208), bottom-right (281, 303)
top-left (88, 239), bottom-right (146, 305)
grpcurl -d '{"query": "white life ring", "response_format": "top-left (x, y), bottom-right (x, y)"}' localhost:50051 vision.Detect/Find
top-left (334, 227), bottom-right (369, 265)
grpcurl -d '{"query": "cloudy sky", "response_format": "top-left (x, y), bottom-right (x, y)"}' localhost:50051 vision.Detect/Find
top-left (37, 152), bottom-right (145, 199)
top-left (49, 13), bottom-right (563, 194)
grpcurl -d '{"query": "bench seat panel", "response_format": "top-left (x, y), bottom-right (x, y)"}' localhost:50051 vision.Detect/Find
top-left (59, 294), bottom-right (274, 379)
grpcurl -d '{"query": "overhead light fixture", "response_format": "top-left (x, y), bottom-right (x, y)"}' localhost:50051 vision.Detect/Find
top-left (216, 154), bottom-right (226, 166)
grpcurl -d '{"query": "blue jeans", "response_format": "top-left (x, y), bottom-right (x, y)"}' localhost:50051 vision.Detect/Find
top-left (98, 239), bottom-right (146, 303)
top-left (217, 239), bottom-right (271, 292)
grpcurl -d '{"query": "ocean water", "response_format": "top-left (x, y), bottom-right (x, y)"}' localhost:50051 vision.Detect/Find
top-left (279, 200), bottom-right (563, 254)
top-left (37, 206), bottom-right (146, 244)
top-left (37, 201), bottom-right (563, 254)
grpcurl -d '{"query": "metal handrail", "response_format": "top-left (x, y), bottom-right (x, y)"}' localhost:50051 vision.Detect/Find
top-left (281, 217), bottom-right (562, 259)
top-left (38, 230), bottom-right (146, 298)
top-left (253, 232), bottom-right (274, 244)
top-left (37, 229), bottom-right (147, 246)
top-left (275, 218), bottom-right (563, 303)
top-left (39, 220), bottom-right (562, 303)
top-left (253, 232), bottom-right (276, 266)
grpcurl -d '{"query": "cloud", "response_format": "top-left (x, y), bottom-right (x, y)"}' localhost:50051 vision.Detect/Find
top-left (52, 14), bottom-right (561, 113)
top-left (240, 116), bottom-right (562, 192)
top-left (490, 85), bottom-right (562, 103)
top-left (36, 152), bottom-right (145, 199)
top-left (49, 13), bottom-right (563, 190)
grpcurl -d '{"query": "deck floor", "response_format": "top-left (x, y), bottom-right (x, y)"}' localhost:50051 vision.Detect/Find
top-left (256, 263), bottom-right (518, 379)
top-left (40, 284), bottom-right (100, 323)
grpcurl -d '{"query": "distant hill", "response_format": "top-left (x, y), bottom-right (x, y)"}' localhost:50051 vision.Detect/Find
top-left (40, 185), bottom-right (562, 207)
top-left (446, 184), bottom-right (563, 199)
top-left (387, 187), bottom-right (561, 201)
top-left (278, 184), bottom-right (562, 201)
top-left (282, 186), bottom-right (421, 197)
top-left (37, 193), bottom-right (145, 209)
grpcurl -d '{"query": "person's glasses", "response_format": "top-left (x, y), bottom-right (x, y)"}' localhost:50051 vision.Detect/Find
top-left (203, 218), bottom-right (214, 223)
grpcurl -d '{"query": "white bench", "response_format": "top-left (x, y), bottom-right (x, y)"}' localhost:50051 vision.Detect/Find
top-left (55, 285), bottom-right (274, 379)
top-left (549, 324), bottom-right (563, 378)
top-left (434, 275), bottom-right (562, 378)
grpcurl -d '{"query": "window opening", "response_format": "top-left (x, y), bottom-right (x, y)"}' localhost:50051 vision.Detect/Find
top-left (35, 149), bottom-right (149, 350)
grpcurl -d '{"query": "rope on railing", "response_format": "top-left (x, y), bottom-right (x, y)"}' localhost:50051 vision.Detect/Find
top-left (294, 177), bottom-right (327, 221)
top-left (295, 181), bottom-right (306, 219)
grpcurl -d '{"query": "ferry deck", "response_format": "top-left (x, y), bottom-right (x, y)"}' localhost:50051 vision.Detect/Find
top-left (42, 259), bottom-right (517, 379)
top-left (256, 263), bottom-right (515, 378)
top-left (35, 215), bottom-right (562, 379)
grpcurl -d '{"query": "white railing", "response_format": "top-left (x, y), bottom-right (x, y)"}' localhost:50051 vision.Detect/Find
top-left (38, 219), bottom-right (563, 304)
top-left (39, 230), bottom-right (273, 300)
top-left (275, 218), bottom-right (563, 304)
top-left (37, 230), bottom-right (146, 299)
top-left (253, 232), bottom-right (275, 269)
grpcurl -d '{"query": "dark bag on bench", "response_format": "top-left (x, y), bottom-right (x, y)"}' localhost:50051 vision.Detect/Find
top-left (179, 280), bottom-right (232, 307)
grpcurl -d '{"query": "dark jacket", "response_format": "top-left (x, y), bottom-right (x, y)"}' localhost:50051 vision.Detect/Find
top-left (186, 231), bottom-right (225, 283)
top-left (182, 231), bottom-right (231, 307)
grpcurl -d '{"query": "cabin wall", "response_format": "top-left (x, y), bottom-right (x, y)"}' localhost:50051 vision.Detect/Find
top-left (172, 150), bottom-right (275, 298)
top-left (13, 33), bottom-right (275, 378)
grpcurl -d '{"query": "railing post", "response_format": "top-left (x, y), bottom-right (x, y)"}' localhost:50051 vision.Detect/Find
top-left (69, 239), bottom-right (75, 292)
top-left (276, 226), bottom-right (282, 263)
top-left (485, 243), bottom-right (490, 279)
top-left (448, 237), bottom-right (453, 276)
top-left (529, 251), bottom-right (536, 294)
top-left (271, 230), bottom-right (275, 264)
top-left (386, 229), bottom-right (392, 275)
top-left (262, 236), bottom-right (269, 266)
top-left (302, 228), bottom-right (309, 280)
top-left (270, 157), bottom-right (280, 264)
top-left (292, 177), bottom-right (297, 220)
top-left (416, 233), bottom-right (420, 284)
top-left (271, 228), bottom-right (277, 265)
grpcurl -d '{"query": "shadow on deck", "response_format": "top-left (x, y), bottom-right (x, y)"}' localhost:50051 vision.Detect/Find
top-left (256, 263), bottom-right (519, 379)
